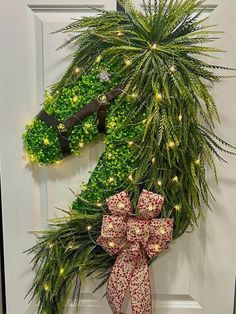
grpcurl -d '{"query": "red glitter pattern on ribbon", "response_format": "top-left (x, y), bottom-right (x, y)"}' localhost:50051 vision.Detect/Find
top-left (97, 189), bottom-right (173, 314)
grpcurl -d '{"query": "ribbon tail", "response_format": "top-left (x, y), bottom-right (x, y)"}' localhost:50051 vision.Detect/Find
top-left (106, 247), bottom-right (138, 314)
top-left (130, 250), bottom-right (152, 314)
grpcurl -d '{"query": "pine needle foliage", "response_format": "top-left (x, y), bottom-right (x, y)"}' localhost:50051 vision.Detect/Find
top-left (25, 0), bottom-right (236, 313)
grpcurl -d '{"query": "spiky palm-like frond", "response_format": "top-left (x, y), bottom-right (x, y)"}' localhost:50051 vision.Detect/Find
top-left (25, 1), bottom-right (236, 313)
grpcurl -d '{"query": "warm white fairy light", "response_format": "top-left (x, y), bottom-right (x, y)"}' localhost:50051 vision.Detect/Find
top-left (159, 227), bottom-right (166, 235)
top-left (157, 180), bottom-right (162, 186)
top-left (128, 141), bottom-right (134, 146)
top-left (44, 283), bottom-right (50, 291)
top-left (151, 157), bottom-right (156, 164)
top-left (174, 204), bottom-right (181, 211)
top-left (178, 114), bottom-right (182, 121)
top-left (156, 93), bottom-right (163, 101)
top-left (195, 159), bottom-right (200, 165)
top-left (59, 268), bottom-right (64, 275)
top-left (75, 67), bottom-right (80, 74)
top-left (172, 176), bottom-right (178, 182)
top-left (128, 174), bottom-right (133, 181)
top-left (79, 142), bottom-right (84, 148)
top-left (109, 241), bottom-right (115, 248)
top-left (131, 93), bottom-right (137, 98)
top-left (97, 202), bottom-right (102, 207)
top-left (167, 141), bottom-right (175, 148)
top-left (108, 223), bottom-right (113, 229)
top-left (96, 55), bottom-right (102, 63)
top-left (151, 43), bottom-right (158, 49)
top-left (87, 225), bottom-right (92, 231)
top-left (43, 138), bottom-right (50, 145)
top-left (170, 65), bottom-right (176, 72)
top-left (49, 242), bottom-right (54, 249)
top-left (117, 31), bottom-right (123, 36)
top-left (124, 59), bottom-right (132, 66)
top-left (118, 202), bottom-right (125, 209)
top-left (73, 96), bottom-right (78, 102)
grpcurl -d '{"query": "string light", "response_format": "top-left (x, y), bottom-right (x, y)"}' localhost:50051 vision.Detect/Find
top-left (157, 180), bottom-right (162, 186)
top-left (59, 268), bottom-right (64, 275)
top-left (155, 92), bottom-right (163, 101)
top-left (44, 284), bottom-right (50, 291)
top-left (109, 241), bottom-right (115, 248)
top-left (87, 225), bottom-right (92, 231)
top-left (131, 93), bottom-right (137, 98)
top-left (151, 43), bottom-right (158, 49)
top-left (49, 242), bottom-right (54, 249)
top-left (128, 141), bottom-right (134, 146)
top-left (172, 176), bottom-right (178, 183)
top-left (124, 59), bottom-right (132, 66)
top-left (97, 202), bottom-right (102, 207)
top-left (118, 202), bottom-right (125, 209)
top-left (128, 174), bottom-right (133, 181)
top-left (195, 159), bottom-right (200, 165)
top-left (159, 227), bottom-right (166, 235)
top-left (73, 96), bottom-right (78, 102)
top-left (96, 55), bottom-right (102, 63)
top-left (170, 65), bottom-right (176, 72)
top-left (152, 157), bottom-right (156, 164)
top-left (79, 142), bottom-right (84, 148)
top-left (75, 67), bottom-right (80, 74)
top-left (68, 243), bottom-right (73, 249)
top-left (167, 141), bottom-right (175, 148)
top-left (117, 31), bottom-right (123, 36)
top-left (43, 138), bottom-right (50, 145)
top-left (174, 204), bottom-right (181, 211)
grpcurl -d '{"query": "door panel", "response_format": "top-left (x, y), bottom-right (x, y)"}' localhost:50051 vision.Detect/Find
top-left (1, 0), bottom-right (236, 313)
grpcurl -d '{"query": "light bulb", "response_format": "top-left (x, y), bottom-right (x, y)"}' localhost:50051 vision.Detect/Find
top-left (152, 157), bottom-right (156, 164)
top-left (124, 59), bottom-right (132, 66)
top-left (128, 141), bottom-right (134, 146)
top-left (75, 67), bottom-right (80, 74)
top-left (172, 176), bottom-right (178, 182)
top-left (167, 141), bottom-right (175, 148)
top-left (96, 55), bottom-right (102, 63)
top-left (43, 138), bottom-right (50, 145)
top-left (174, 204), bottom-right (181, 211)
top-left (117, 31), bottom-right (123, 36)
top-left (109, 241), bottom-right (115, 248)
top-left (170, 65), bottom-right (176, 72)
top-left (87, 225), bottom-right (92, 231)
top-left (97, 202), bottom-right (102, 207)
top-left (73, 96), bottom-right (78, 102)
top-left (178, 114), bottom-right (182, 121)
top-left (128, 174), bottom-right (133, 181)
top-left (151, 43), bottom-right (158, 49)
top-left (195, 159), bottom-right (200, 165)
top-left (79, 142), bottom-right (84, 148)
top-left (157, 180), bottom-right (162, 186)
top-left (59, 268), bottom-right (64, 275)
top-left (44, 284), bottom-right (50, 291)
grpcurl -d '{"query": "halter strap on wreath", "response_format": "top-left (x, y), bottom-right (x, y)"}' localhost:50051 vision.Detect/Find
top-left (37, 84), bottom-right (124, 156)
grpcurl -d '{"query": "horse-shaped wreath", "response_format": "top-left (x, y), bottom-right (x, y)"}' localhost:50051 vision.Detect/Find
top-left (23, 0), bottom-right (236, 313)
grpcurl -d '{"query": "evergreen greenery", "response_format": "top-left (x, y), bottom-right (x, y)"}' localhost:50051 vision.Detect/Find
top-left (24, 0), bottom-right (236, 313)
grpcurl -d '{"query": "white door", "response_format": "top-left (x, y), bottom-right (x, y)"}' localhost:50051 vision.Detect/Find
top-left (1, 1), bottom-right (236, 314)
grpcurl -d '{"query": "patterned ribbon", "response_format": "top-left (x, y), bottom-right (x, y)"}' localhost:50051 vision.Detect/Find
top-left (97, 189), bottom-right (174, 314)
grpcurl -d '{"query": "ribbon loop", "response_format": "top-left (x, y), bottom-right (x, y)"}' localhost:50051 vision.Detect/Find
top-left (97, 190), bottom-right (174, 314)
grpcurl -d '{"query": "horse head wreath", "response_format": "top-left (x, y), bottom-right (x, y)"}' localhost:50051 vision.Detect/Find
top-left (23, 0), bottom-right (236, 313)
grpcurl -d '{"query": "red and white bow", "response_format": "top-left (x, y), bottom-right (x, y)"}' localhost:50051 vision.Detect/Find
top-left (97, 189), bottom-right (174, 314)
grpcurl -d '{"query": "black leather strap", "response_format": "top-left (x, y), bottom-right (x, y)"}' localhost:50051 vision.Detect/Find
top-left (37, 84), bottom-right (124, 157)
